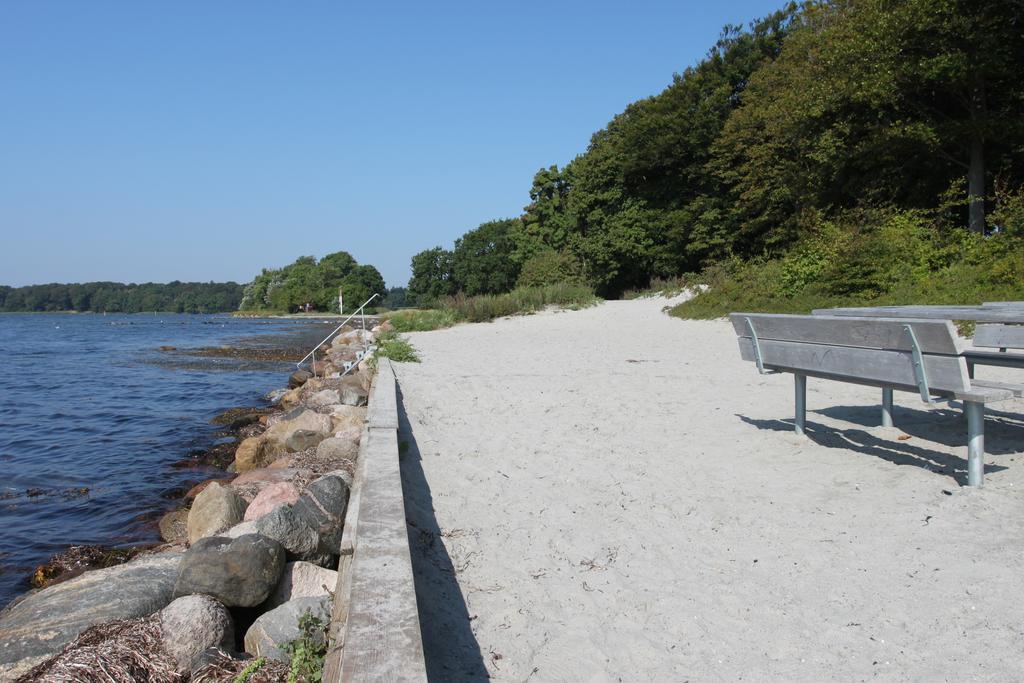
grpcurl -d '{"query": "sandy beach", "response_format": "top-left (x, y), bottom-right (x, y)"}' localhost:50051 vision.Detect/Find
top-left (393, 296), bottom-right (1024, 681)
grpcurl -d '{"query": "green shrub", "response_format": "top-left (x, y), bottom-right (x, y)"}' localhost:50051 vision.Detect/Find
top-left (516, 249), bottom-right (587, 288)
top-left (671, 205), bottom-right (1024, 320)
top-left (375, 331), bottom-right (420, 363)
top-left (283, 609), bottom-right (328, 683)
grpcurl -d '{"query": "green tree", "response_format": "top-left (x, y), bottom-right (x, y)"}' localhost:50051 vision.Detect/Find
top-left (451, 219), bottom-right (522, 295)
top-left (407, 247), bottom-right (455, 305)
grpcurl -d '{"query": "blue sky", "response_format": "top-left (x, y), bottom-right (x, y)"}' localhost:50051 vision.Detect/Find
top-left (1, 1), bottom-right (784, 289)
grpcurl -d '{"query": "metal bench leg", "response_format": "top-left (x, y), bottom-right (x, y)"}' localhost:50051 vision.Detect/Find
top-left (881, 388), bottom-right (894, 428)
top-left (794, 373), bottom-right (806, 436)
top-left (967, 361), bottom-right (975, 379)
top-left (965, 401), bottom-right (985, 487)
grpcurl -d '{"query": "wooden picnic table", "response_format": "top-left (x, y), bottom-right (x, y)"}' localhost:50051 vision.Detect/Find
top-left (812, 304), bottom-right (1024, 324)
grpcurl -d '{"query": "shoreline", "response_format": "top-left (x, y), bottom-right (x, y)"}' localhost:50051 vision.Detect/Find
top-left (6, 335), bottom-right (306, 603)
top-left (0, 318), bottom-right (392, 679)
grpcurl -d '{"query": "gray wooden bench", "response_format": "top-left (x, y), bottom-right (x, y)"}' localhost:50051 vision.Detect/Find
top-left (730, 313), bottom-right (1020, 486)
top-left (964, 323), bottom-right (1024, 378)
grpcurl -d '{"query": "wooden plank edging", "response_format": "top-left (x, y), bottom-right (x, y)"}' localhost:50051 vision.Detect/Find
top-left (323, 358), bottom-right (427, 682)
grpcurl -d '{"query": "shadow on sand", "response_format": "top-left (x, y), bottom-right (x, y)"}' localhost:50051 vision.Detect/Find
top-left (397, 385), bottom-right (489, 681)
top-left (738, 400), bottom-right (1020, 486)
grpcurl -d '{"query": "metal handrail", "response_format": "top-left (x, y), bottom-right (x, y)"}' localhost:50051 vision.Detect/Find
top-left (297, 293), bottom-right (380, 376)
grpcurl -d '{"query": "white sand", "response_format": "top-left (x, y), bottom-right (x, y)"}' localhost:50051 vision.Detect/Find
top-left (392, 296), bottom-right (1024, 681)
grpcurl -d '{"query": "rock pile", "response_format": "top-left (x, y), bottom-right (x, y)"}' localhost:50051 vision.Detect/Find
top-left (0, 321), bottom-right (387, 679)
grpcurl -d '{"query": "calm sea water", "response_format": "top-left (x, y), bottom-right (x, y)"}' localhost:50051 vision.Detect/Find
top-left (0, 313), bottom-right (333, 609)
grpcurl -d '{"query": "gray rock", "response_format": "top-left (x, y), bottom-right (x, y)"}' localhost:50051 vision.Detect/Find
top-left (288, 370), bottom-right (312, 388)
top-left (187, 482), bottom-right (248, 544)
top-left (262, 409), bottom-right (333, 460)
top-left (292, 473), bottom-right (350, 554)
top-left (284, 429), bottom-right (328, 453)
top-left (264, 562), bottom-right (338, 610)
top-left (265, 388), bottom-right (288, 403)
top-left (0, 654), bottom-right (48, 681)
top-left (254, 505), bottom-right (320, 556)
top-left (306, 389), bottom-right (341, 408)
top-left (159, 508), bottom-right (189, 543)
top-left (159, 594), bottom-right (234, 674)
top-left (173, 534), bottom-right (285, 607)
top-left (221, 520), bottom-right (259, 538)
top-left (0, 551), bottom-right (183, 668)
top-left (244, 596), bottom-right (331, 662)
top-left (340, 386), bottom-right (368, 407)
top-left (315, 436), bottom-right (358, 461)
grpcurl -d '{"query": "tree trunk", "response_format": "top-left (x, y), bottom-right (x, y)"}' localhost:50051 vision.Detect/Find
top-left (968, 134), bottom-right (986, 235)
top-left (967, 74), bottom-right (986, 235)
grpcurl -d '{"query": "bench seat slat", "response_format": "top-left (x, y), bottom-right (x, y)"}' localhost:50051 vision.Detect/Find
top-left (962, 348), bottom-right (1024, 369)
top-left (730, 313), bottom-right (961, 355)
top-left (971, 379), bottom-right (1024, 398)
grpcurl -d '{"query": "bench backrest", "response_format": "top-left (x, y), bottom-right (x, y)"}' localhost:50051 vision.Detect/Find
top-left (730, 313), bottom-right (970, 396)
top-left (982, 301), bottom-right (1024, 307)
top-left (973, 324), bottom-right (1024, 350)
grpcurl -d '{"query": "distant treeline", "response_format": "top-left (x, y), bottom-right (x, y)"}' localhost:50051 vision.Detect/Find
top-left (408, 0), bottom-right (1024, 307)
top-left (0, 281), bottom-right (244, 313)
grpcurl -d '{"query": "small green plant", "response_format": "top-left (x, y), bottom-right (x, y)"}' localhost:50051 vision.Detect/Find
top-left (375, 331), bottom-right (421, 362)
top-left (233, 657), bottom-right (266, 683)
top-left (283, 609), bottom-right (328, 683)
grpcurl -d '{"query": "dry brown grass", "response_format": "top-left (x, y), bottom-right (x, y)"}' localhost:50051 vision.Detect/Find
top-left (17, 615), bottom-right (179, 683)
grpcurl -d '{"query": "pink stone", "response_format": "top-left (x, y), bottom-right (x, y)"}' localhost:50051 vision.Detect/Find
top-left (243, 482), bottom-right (301, 522)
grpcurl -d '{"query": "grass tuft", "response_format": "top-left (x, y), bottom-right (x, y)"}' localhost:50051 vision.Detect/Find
top-left (375, 331), bottom-right (420, 363)
top-left (386, 283), bottom-right (598, 331)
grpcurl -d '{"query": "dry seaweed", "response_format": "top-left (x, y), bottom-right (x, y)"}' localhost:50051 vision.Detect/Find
top-left (29, 545), bottom-right (140, 589)
top-left (191, 649), bottom-right (290, 683)
top-left (17, 615), bottom-right (180, 683)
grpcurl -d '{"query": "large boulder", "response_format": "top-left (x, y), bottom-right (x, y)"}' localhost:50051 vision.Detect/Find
top-left (234, 436), bottom-right (266, 473)
top-left (254, 505), bottom-right (320, 557)
top-left (159, 509), bottom-right (189, 543)
top-left (221, 521), bottom-right (259, 538)
top-left (316, 436), bottom-right (359, 461)
top-left (0, 551), bottom-right (183, 670)
top-left (264, 562), bottom-right (338, 610)
top-left (329, 404), bottom-right (366, 433)
top-left (244, 482), bottom-right (301, 522)
top-left (340, 386), bottom-right (368, 407)
top-left (333, 425), bottom-right (363, 444)
top-left (307, 389), bottom-right (340, 409)
top-left (284, 429), bottom-right (328, 453)
top-left (159, 594), bottom-right (234, 675)
top-left (288, 370), bottom-right (312, 389)
top-left (280, 387), bottom-right (303, 410)
top-left (173, 534), bottom-right (285, 607)
top-left (291, 472), bottom-right (350, 554)
top-left (262, 409), bottom-right (333, 460)
top-left (187, 482), bottom-right (248, 544)
top-left (243, 596), bottom-right (331, 662)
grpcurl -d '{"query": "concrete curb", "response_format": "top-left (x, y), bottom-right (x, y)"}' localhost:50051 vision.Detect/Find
top-left (323, 358), bottom-right (426, 682)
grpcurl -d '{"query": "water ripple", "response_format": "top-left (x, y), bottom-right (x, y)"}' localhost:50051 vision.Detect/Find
top-left (0, 312), bottom-right (330, 608)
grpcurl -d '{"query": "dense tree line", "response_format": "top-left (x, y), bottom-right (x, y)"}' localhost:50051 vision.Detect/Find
top-left (409, 0), bottom-right (1024, 303)
top-left (239, 251), bottom-right (387, 313)
top-left (0, 281), bottom-right (244, 313)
